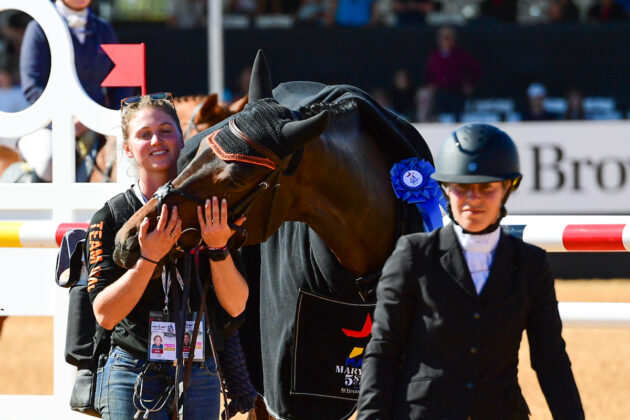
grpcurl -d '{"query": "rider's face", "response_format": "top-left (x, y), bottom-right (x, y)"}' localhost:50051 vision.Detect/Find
top-left (62, 0), bottom-right (92, 11)
top-left (446, 181), bottom-right (507, 233)
top-left (124, 107), bottom-right (183, 179)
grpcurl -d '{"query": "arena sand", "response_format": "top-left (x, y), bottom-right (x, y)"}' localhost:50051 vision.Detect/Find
top-left (1, 280), bottom-right (629, 419)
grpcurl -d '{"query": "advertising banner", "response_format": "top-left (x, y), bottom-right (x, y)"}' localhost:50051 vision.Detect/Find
top-left (415, 121), bottom-right (630, 214)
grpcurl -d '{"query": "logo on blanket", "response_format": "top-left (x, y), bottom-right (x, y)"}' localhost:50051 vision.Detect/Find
top-left (334, 314), bottom-right (373, 393)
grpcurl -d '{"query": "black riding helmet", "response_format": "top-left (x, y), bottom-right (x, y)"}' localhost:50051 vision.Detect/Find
top-left (431, 123), bottom-right (522, 233)
top-left (431, 123), bottom-right (522, 188)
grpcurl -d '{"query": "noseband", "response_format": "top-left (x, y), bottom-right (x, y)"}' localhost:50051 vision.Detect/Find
top-left (153, 118), bottom-right (301, 251)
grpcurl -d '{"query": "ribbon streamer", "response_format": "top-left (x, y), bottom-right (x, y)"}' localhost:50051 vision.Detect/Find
top-left (390, 158), bottom-right (446, 232)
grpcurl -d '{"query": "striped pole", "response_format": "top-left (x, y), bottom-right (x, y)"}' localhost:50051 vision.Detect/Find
top-left (2, 218), bottom-right (630, 251)
top-left (559, 302), bottom-right (630, 327)
top-left (501, 222), bottom-right (630, 252)
top-left (0, 222), bottom-right (89, 248)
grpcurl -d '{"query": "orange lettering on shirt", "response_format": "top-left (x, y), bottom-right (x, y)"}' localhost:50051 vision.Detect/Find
top-left (89, 249), bottom-right (103, 264)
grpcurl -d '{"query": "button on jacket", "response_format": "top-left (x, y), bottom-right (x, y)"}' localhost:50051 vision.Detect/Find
top-left (357, 224), bottom-right (584, 420)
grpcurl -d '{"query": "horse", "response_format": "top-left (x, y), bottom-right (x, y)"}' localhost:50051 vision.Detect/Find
top-left (112, 50), bottom-right (434, 420)
top-left (0, 145), bottom-right (20, 178)
top-left (86, 93), bottom-right (249, 183)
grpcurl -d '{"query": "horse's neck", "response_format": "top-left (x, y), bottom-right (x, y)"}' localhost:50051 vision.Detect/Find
top-left (288, 123), bottom-right (397, 277)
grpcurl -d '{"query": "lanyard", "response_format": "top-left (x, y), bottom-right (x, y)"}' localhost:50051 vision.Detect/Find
top-left (160, 264), bottom-right (185, 315)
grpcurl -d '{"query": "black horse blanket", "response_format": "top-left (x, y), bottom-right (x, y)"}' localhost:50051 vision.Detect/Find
top-left (178, 82), bottom-right (431, 420)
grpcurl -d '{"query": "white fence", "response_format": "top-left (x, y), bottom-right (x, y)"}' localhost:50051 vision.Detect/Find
top-left (0, 1), bottom-right (629, 418)
top-left (0, 1), bottom-right (132, 418)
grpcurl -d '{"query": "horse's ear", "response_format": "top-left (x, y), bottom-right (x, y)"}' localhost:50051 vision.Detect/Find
top-left (198, 94), bottom-right (219, 121)
top-left (281, 111), bottom-right (330, 151)
top-left (228, 94), bottom-right (248, 114)
top-left (248, 50), bottom-right (273, 101)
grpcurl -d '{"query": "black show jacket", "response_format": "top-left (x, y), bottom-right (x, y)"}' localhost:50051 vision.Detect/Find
top-left (357, 225), bottom-right (584, 420)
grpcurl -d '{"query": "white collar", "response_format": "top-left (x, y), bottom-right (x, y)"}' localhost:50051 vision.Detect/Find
top-left (55, 1), bottom-right (89, 29)
top-left (454, 224), bottom-right (501, 254)
top-left (133, 183), bottom-right (150, 204)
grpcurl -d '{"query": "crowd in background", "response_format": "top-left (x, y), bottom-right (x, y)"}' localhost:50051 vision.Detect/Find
top-left (1, 0), bottom-right (629, 125)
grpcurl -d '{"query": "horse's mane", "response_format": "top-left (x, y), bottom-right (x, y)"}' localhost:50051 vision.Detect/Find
top-left (174, 94), bottom-right (208, 104)
top-left (299, 98), bottom-right (357, 119)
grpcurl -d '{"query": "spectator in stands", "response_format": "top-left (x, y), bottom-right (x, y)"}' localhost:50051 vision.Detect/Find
top-left (422, 26), bottom-right (481, 122)
top-left (588, 0), bottom-right (628, 21)
top-left (389, 69), bottom-right (416, 121)
top-left (522, 82), bottom-right (557, 121)
top-left (371, 87), bottom-right (392, 110)
top-left (390, 69), bottom-right (416, 121)
top-left (227, 0), bottom-right (260, 16)
top-left (331, 0), bottom-right (377, 26)
top-left (392, 0), bottom-right (441, 25)
top-left (415, 86), bottom-right (435, 122)
top-left (548, 0), bottom-right (581, 22)
top-left (167, 0), bottom-right (206, 29)
top-left (0, 11), bottom-right (30, 74)
top-left (0, 68), bottom-right (28, 113)
top-left (479, 0), bottom-right (518, 23)
top-left (261, 0), bottom-right (301, 15)
top-left (295, 0), bottom-right (329, 25)
top-left (18, 0), bottom-right (132, 182)
top-left (564, 86), bottom-right (585, 120)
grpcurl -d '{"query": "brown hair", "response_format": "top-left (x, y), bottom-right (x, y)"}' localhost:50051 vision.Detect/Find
top-left (120, 95), bottom-right (183, 142)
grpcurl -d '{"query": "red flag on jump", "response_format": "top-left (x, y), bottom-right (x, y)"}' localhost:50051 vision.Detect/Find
top-left (100, 43), bottom-right (146, 95)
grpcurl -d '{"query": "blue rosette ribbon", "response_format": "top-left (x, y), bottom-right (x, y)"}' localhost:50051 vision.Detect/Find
top-left (390, 157), bottom-right (447, 232)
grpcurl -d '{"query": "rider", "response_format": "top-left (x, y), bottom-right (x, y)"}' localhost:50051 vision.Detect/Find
top-left (86, 93), bottom-right (248, 419)
top-left (357, 123), bottom-right (584, 419)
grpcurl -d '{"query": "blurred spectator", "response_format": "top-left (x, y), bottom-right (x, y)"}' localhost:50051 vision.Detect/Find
top-left (168, 0), bottom-right (206, 28)
top-left (371, 87), bottom-right (392, 110)
top-left (392, 0), bottom-right (441, 25)
top-left (522, 82), bottom-right (557, 121)
top-left (296, 0), bottom-right (329, 25)
top-left (331, 0), bottom-right (377, 26)
top-left (19, 0), bottom-right (132, 182)
top-left (415, 86), bottom-right (435, 122)
top-left (0, 68), bottom-right (28, 113)
top-left (479, 0), bottom-right (518, 23)
top-left (564, 86), bottom-right (585, 120)
top-left (548, 0), bottom-right (580, 22)
top-left (588, 0), bottom-right (628, 22)
top-left (0, 11), bottom-right (31, 76)
top-left (389, 69), bottom-right (416, 120)
top-left (422, 26), bottom-right (481, 121)
top-left (227, 0), bottom-right (260, 16)
top-left (260, 0), bottom-right (300, 15)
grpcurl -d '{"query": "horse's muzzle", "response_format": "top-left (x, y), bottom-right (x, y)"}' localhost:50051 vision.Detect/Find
top-left (113, 233), bottom-right (140, 270)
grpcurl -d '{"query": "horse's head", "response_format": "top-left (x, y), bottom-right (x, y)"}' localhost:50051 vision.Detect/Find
top-left (113, 50), bottom-right (329, 271)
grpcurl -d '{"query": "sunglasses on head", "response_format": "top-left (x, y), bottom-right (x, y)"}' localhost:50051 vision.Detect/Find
top-left (121, 92), bottom-right (174, 109)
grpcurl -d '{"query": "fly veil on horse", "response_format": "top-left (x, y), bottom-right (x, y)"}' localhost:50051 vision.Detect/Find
top-left (113, 51), bottom-right (434, 420)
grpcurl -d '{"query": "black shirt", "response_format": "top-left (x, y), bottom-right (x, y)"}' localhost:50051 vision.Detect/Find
top-left (86, 187), bottom-right (242, 359)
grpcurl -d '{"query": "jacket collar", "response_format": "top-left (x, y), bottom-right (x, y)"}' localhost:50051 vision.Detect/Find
top-left (438, 224), bottom-right (516, 302)
top-left (439, 224), bottom-right (478, 300)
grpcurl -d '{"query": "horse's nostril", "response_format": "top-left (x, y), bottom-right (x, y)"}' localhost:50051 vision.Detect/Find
top-left (129, 227), bottom-right (137, 237)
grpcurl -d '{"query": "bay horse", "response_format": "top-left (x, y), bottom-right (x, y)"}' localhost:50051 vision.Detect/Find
top-left (87, 93), bottom-right (248, 183)
top-left (112, 51), bottom-right (433, 420)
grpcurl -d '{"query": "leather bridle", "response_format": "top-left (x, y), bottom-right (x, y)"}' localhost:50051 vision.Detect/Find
top-left (153, 120), bottom-right (301, 251)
